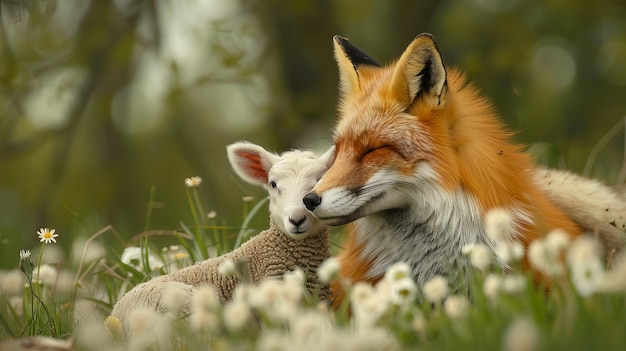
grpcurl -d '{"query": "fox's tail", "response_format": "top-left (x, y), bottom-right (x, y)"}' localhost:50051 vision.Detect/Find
top-left (535, 168), bottom-right (626, 255)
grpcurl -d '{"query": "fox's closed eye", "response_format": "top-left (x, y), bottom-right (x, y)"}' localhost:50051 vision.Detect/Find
top-left (363, 145), bottom-right (388, 157)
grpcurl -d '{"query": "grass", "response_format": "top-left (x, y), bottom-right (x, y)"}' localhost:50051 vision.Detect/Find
top-left (0, 180), bottom-right (625, 351)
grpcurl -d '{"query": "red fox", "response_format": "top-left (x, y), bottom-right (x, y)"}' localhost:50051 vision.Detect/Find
top-left (303, 33), bottom-right (625, 303)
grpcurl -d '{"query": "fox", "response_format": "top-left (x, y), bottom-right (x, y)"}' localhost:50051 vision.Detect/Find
top-left (303, 33), bottom-right (625, 304)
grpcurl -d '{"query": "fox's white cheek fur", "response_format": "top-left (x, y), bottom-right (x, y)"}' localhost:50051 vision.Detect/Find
top-left (311, 187), bottom-right (369, 220)
top-left (314, 163), bottom-right (439, 221)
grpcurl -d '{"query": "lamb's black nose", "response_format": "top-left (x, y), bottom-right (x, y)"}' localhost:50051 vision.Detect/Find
top-left (303, 192), bottom-right (321, 211)
top-left (289, 216), bottom-right (306, 227)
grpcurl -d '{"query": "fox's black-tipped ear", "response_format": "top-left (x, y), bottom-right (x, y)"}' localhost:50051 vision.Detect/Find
top-left (390, 33), bottom-right (447, 109)
top-left (333, 35), bottom-right (380, 96)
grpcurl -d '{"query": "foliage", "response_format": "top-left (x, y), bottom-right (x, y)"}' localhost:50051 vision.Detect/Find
top-left (0, 183), bottom-right (625, 350)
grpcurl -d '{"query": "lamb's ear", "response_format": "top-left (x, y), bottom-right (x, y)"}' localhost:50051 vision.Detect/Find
top-left (319, 145), bottom-right (336, 168)
top-left (389, 33), bottom-right (447, 109)
top-left (333, 35), bottom-right (380, 96)
top-left (227, 142), bottom-right (281, 186)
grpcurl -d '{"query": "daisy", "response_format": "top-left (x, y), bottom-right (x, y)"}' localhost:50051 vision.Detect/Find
top-left (19, 249), bottom-right (31, 261)
top-left (37, 228), bottom-right (59, 244)
top-left (383, 261), bottom-right (411, 282)
top-left (184, 176), bottom-right (202, 188)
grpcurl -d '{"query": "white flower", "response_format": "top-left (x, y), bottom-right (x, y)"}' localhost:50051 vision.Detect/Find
top-left (231, 283), bottom-right (252, 303)
top-left (484, 208), bottom-right (513, 241)
top-left (218, 259), bottom-right (237, 277)
top-left (390, 277), bottom-right (418, 307)
top-left (501, 274), bottom-right (527, 294)
top-left (190, 309), bottom-right (220, 332)
top-left (351, 282), bottom-right (387, 330)
top-left (502, 317), bottom-right (540, 351)
top-left (289, 310), bottom-right (328, 340)
top-left (384, 261), bottom-right (412, 282)
top-left (317, 257), bottom-right (340, 283)
top-left (422, 275), bottom-right (449, 303)
top-left (271, 297), bottom-right (299, 323)
top-left (494, 241), bottom-right (525, 264)
top-left (595, 253), bottom-right (626, 293)
top-left (444, 295), bottom-right (469, 319)
top-left (9, 296), bottom-right (23, 316)
top-left (120, 246), bottom-right (164, 272)
top-left (527, 233), bottom-right (567, 278)
top-left (37, 228), bottom-right (59, 244)
top-left (75, 319), bottom-right (115, 351)
top-left (282, 278), bottom-right (305, 304)
top-left (128, 307), bottom-right (159, 335)
top-left (461, 243), bottom-right (476, 255)
top-left (526, 229), bottom-right (570, 278)
top-left (192, 286), bottom-right (220, 312)
top-left (190, 286), bottom-right (221, 332)
top-left (127, 308), bottom-right (171, 349)
top-left (248, 279), bottom-right (283, 309)
top-left (184, 176), bottom-right (202, 188)
top-left (567, 236), bottom-right (604, 297)
top-left (34, 264), bottom-right (57, 286)
top-left (1, 270), bottom-right (25, 295)
top-left (19, 250), bottom-right (31, 261)
top-left (284, 268), bottom-right (305, 286)
top-left (223, 299), bottom-right (251, 331)
top-left (483, 273), bottom-right (502, 300)
top-left (162, 283), bottom-right (191, 315)
top-left (351, 282), bottom-right (374, 306)
top-left (544, 229), bottom-right (570, 252)
top-left (468, 243), bottom-right (492, 271)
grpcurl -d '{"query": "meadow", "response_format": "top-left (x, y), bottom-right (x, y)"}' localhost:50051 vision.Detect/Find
top-left (0, 179), bottom-right (625, 351)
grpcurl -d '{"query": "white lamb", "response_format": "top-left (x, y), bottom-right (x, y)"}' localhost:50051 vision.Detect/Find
top-left (111, 141), bottom-right (335, 327)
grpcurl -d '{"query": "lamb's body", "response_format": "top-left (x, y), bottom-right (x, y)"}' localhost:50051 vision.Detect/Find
top-left (111, 220), bottom-right (329, 323)
top-left (111, 142), bottom-right (335, 328)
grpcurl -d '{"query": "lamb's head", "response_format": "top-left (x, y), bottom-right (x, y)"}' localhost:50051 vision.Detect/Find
top-left (227, 141), bottom-right (335, 239)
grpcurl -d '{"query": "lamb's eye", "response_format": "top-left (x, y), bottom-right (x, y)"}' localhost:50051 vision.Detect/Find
top-left (269, 180), bottom-right (277, 188)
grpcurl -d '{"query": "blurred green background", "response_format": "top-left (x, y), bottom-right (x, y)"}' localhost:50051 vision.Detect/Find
top-left (1, 0), bottom-right (625, 269)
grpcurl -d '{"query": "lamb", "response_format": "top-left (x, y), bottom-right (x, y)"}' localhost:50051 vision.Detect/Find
top-left (111, 141), bottom-right (335, 326)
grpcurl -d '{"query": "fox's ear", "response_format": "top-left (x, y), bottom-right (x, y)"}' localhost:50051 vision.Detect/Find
top-left (227, 142), bottom-right (281, 186)
top-left (390, 33), bottom-right (447, 109)
top-left (333, 35), bottom-right (380, 96)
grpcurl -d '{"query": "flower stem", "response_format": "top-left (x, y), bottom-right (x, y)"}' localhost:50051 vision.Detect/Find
top-left (36, 242), bottom-right (45, 286)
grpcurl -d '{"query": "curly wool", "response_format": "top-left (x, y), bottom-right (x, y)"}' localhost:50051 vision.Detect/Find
top-left (111, 219), bottom-right (330, 325)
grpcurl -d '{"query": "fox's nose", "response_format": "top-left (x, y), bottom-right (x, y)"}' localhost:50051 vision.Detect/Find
top-left (303, 193), bottom-right (321, 211)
